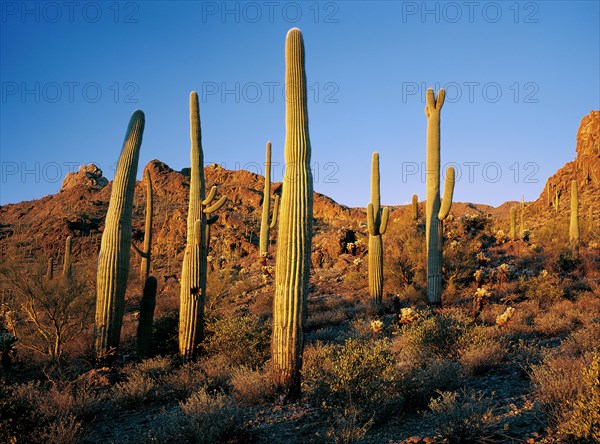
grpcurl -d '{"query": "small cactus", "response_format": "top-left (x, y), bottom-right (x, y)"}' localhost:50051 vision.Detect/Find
top-left (132, 169), bottom-right (153, 281)
top-left (509, 207), bottom-right (517, 239)
top-left (137, 275), bottom-right (158, 359)
top-left (46, 258), bottom-right (54, 280)
top-left (520, 196), bottom-right (525, 236)
top-left (367, 152), bottom-right (389, 305)
top-left (63, 236), bottom-right (72, 279)
top-left (412, 194), bottom-right (419, 220)
top-left (272, 28), bottom-right (313, 398)
top-left (424, 88), bottom-right (455, 306)
top-left (259, 141), bottom-right (279, 258)
top-left (95, 110), bottom-right (145, 360)
top-left (570, 180), bottom-right (579, 255)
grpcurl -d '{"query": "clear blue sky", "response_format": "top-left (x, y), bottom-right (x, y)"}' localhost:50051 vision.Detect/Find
top-left (1, 1), bottom-right (599, 207)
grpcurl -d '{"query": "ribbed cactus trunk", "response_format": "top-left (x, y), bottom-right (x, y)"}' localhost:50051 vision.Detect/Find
top-left (260, 141), bottom-right (278, 257)
top-left (95, 110), bottom-right (145, 360)
top-left (510, 207), bottom-right (517, 239)
top-left (63, 236), bottom-right (72, 279)
top-left (425, 88), bottom-right (454, 306)
top-left (46, 258), bottom-right (54, 280)
top-left (140, 169), bottom-right (153, 280)
top-left (137, 275), bottom-right (157, 359)
top-left (367, 152), bottom-right (389, 306)
top-left (272, 28), bottom-right (313, 398)
top-left (179, 93), bottom-right (207, 360)
top-left (570, 180), bottom-right (579, 256)
top-left (412, 194), bottom-right (419, 220)
top-left (520, 196), bottom-right (525, 236)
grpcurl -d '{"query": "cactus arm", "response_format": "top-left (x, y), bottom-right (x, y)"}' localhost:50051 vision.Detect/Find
top-left (131, 242), bottom-right (150, 259)
top-left (270, 195), bottom-right (280, 229)
top-left (379, 207), bottom-right (389, 235)
top-left (367, 203), bottom-right (377, 236)
top-left (438, 166), bottom-right (455, 220)
top-left (412, 194), bottom-right (419, 220)
top-left (203, 186), bottom-right (217, 206)
top-left (207, 214), bottom-right (219, 225)
top-left (204, 195), bottom-right (227, 214)
top-left (139, 168), bottom-right (153, 280)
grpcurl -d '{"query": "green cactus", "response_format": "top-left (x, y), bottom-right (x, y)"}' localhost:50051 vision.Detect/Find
top-left (520, 196), bottom-right (525, 237)
top-left (570, 180), bottom-right (579, 255)
top-left (425, 88), bottom-right (455, 306)
top-left (367, 152), bottom-right (389, 305)
top-left (46, 258), bottom-right (54, 280)
top-left (63, 236), bottom-right (72, 279)
top-left (272, 28), bottom-right (313, 398)
top-left (179, 93), bottom-right (227, 360)
top-left (510, 206), bottom-right (517, 239)
top-left (259, 141), bottom-right (280, 258)
top-left (95, 110), bottom-right (145, 360)
top-left (137, 275), bottom-right (158, 359)
top-left (412, 194), bottom-right (419, 220)
top-left (132, 169), bottom-right (153, 281)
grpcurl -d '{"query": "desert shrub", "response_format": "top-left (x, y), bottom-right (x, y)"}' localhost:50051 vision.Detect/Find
top-left (425, 389), bottom-right (501, 443)
top-left (230, 365), bottom-right (274, 405)
top-left (112, 358), bottom-right (172, 410)
top-left (204, 314), bottom-right (270, 369)
top-left (306, 308), bottom-right (348, 331)
top-left (458, 325), bottom-right (505, 375)
top-left (402, 359), bottom-right (464, 408)
top-left (36, 414), bottom-right (83, 444)
top-left (534, 300), bottom-right (583, 338)
top-left (560, 323), bottom-right (600, 357)
top-left (162, 360), bottom-right (207, 400)
top-left (179, 388), bottom-right (247, 443)
top-left (519, 272), bottom-right (563, 307)
top-left (303, 339), bottom-right (401, 422)
top-left (151, 311), bottom-right (179, 356)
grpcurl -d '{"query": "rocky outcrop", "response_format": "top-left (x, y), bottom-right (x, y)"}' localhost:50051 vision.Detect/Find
top-left (61, 164), bottom-right (108, 191)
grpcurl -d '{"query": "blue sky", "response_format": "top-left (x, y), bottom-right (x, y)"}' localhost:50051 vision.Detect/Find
top-left (1, 1), bottom-right (599, 207)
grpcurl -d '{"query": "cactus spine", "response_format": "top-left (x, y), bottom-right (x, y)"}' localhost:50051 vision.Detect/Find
top-left (570, 180), bottom-right (579, 255)
top-left (367, 152), bottom-right (389, 305)
top-left (260, 141), bottom-right (279, 257)
top-left (272, 28), bottom-right (313, 398)
top-left (137, 275), bottom-right (157, 359)
top-left (63, 236), bottom-right (72, 279)
top-left (179, 93), bottom-right (227, 360)
top-left (425, 88), bottom-right (455, 306)
top-left (133, 169), bottom-right (153, 280)
top-left (412, 194), bottom-right (419, 220)
top-left (95, 110), bottom-right (145, 360)
top-left (510, 207), bottom-right (517, 239)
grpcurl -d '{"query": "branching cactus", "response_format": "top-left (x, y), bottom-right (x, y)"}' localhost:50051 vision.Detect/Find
top-left (95, 110), bottom-right (145, 360)
top-left (63, 236), bottom-right (72, 279)
top-left (510, 207), bottom-right (517, 239)
top-left (425, 88), bottom-right (455, 306)
top-left (204, 186), bottom-right (224, 254)
top-left (137, 275), bottom-right (157, 359)
top-left (570, 180), bottom-right (580, 255)
top-left (179, 93), bottom-right (227, 360)
top-left (367, 152), bottom-right (389, 305)
top-left (412, 194), bottom-right (419, 220)
top-left (272, 28), bottom-right (314, 398)
top-left (133, 169), bottom-right (153, 281)
top-left (259, 141), bottom-right (280, 257)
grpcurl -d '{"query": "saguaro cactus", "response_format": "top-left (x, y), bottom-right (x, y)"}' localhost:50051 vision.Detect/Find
top-left (425, 88), bottom-right (455, 306)
top-left (95, 110), bottom-right (145, 360)
top-left (259, 141), bottom-right (280, 257)
top-left (133, 169), bottom-right (153, 281)
top-left (510, 207), bottom-right (517, 239)
top-left (520, 196), bottom-right (525, 236)
top-left (367, 152), bottom-right (389, 305)
top-left (272, 28), bottom-right (314, 398)
top-left (570, 180), bottom-right (579, 255)
top-left (412, 194), bottom-right (419, 220)
top-left (63, 236), bottom-right (72, 279)
top-left (179, 93), bottom-right (227, 360)
top-left (46, 258), bottom-right (54, 280)
top-left (137, 275), bottom-right (158, 359)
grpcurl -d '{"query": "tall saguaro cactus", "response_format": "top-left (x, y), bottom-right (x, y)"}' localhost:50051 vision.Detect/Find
top-left (259, 141), bottom-right (280, 257)
top-left (137, 275), bottom-right (158, 359)
top-left (272, 28), bottom-right (314, 398)
top-left (425, 88), bottom-right (455, 306)
top-left (179, 93), bottom-right (227, 360)
top-left (63, 236), bottom-right (72, 279)
top-left (570, 180), bottom-right (580, 256)
top-left (367, 152), bottom-right (389, 305)
top-left (133, 169), bottom-right (153, 280)
top-left (95, 110), bottom-right (145, 360)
